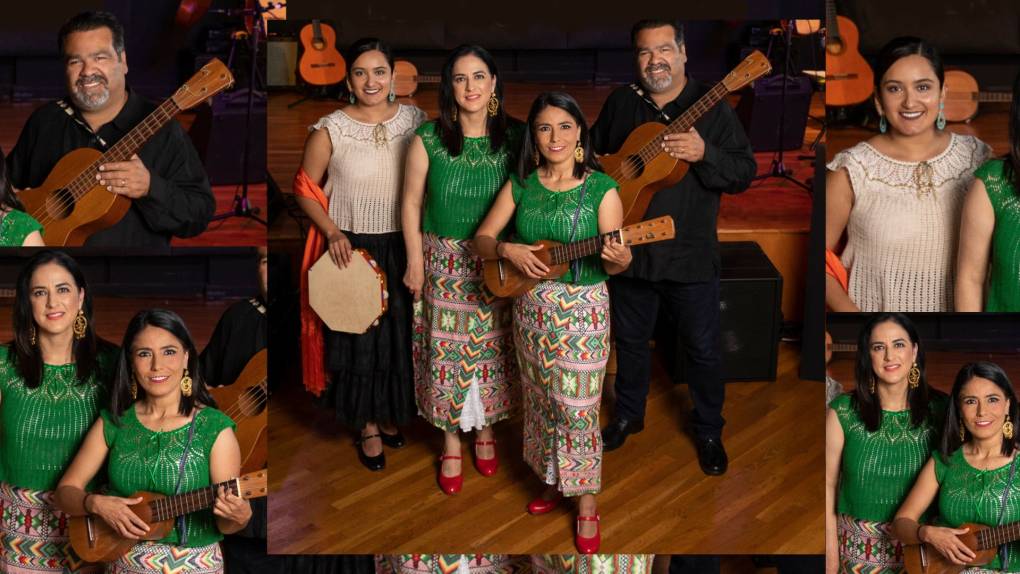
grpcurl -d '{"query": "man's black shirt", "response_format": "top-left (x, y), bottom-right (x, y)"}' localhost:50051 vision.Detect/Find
top-left (591, 78), bottom-right (756, 282)
top-left (7, 89), bottom-right (215, 248)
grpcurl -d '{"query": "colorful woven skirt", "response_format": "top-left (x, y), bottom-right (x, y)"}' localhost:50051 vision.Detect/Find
top-left (379, 555), bottom-right (528, 574)
top-left (413, 233), bottom-right (517, 432)
top-left (514, 281), bottom-right (610, 497)
top-left (837, 514), bottom-right (905, 574)
top-left (530, 555), bottom-right (653, 574)
top-left (0, 482), bottom-right (100, 573)
top-left (108, 541), bottom-right (223, 574)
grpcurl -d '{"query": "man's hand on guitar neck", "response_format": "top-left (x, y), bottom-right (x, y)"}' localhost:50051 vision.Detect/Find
top-left (662, 127), bottom-right (705, 163)
top-left (97, 154), bottom-right (151, 199)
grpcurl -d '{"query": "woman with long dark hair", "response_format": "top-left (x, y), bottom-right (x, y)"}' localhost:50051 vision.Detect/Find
top-left (893, 362), bottom-right (1020, 571)
top-left (957, 70), bottom-right (1020, 311)
top-left (826, 37), bottom-right (991, 312)
top-left (0, 147), bottom-right (44, 246)
top-left (55, 309), bottom-right (250, 574)
top-left (402, 44), bottom-right (524, 494)
top-left (825, 313), bottom-right (947, 573)
top-left (475, 92), bottom-right (632, 554)
top-left (294, 37), bottom-right (426, 470)
top-left (0, 250), bottom-right (115, 572)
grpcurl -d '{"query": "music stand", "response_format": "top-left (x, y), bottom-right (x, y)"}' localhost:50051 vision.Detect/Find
top-left (752, 22), bottom-right (811, 192)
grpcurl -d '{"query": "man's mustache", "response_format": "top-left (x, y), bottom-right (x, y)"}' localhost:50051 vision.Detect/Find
top-left (76, 74), bottom-right (108, 88)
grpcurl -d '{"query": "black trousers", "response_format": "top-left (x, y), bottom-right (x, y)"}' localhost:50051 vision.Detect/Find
top-left (609, 274), bottom-right (725, 438)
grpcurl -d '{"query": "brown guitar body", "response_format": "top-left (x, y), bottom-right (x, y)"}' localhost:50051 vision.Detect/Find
top-left (903, 523), bottom-right (995, 574)
top-left (69, 491), bottom-right (174, 563)
top-left (825, 15), bottom-right (874, 107)
top-left (599, 122), bottom-right (689, 226)
top-left (298, 22), bottom-right (345, 86)
top-left (210, 349), bottom-right (267, 474)
top-left (393, 60), bottom-right (419, 97)
top-left (483, 239), bottom-right (568, 298)
top-left (19, 148), bottom-right (131, 247)
top-left (943, 70), bottom-right (980, 123)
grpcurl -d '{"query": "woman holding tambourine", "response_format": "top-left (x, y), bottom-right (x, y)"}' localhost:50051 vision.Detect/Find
top-left (293, 37), bottom-right (426, 471)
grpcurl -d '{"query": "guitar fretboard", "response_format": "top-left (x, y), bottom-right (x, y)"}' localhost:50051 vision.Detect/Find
top-left (977, 522), bottom-right (1020, 551)
top-left (65, 98), bottom-right (181, 203)
top-left (826, 0), bottom-right (841, 41)
top-left (548, 230), bottom-right (624, 265)
top-left (148, 478), bottom-right (238, 523)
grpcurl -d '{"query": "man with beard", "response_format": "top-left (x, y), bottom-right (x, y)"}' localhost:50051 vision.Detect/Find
top-left (592, 20), bottom-right (755, 475)
top-left (6, 10), bottom-right (214, 248)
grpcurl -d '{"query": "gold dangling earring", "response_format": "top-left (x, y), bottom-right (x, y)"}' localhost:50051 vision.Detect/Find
top-left (29, 324), bottom-right (37, 346)
top-left (131, 377), bottom-right (138, 400)
top-left (451, 107), bottom-right (458, 123)
top-left (574, 141), bottom-right (584, 163)
top-left (180, 368), bottom-right (193, 397)
top-left (533, 151), bottom-right (540, 166)
top-left (73, 310), bottom-right (87, 340)
top-left (869, 376), bottom-right (876, 394)
top-left (487, 92), bottom-right (499, 117)
top-left (960, 425), bottom-right (966, 443)
top-left (1004, 413), bottom-right (1015, 440)
top-left (908, 362), bottom-right (920, 389)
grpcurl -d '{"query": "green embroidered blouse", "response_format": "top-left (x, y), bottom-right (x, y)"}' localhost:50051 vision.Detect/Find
top-left (511, 170), bottom-right (618, 285)
top-left (0, 344), bottom-right (115, 490)
top-left (934, 448), bottom-right (1020, 572)
top-left (0, 209), bottom-right (42, 247)
top-left (975, 159), bottom-right (1020, 312)
top-left (418, 121), bottom-right (524, 240)
top-left (831, 393), bottom-right (946, 522)
top-left (101, 406), bottom-right (236, 548)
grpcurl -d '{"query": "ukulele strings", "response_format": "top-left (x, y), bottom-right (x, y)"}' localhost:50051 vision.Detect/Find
top-left (219, 381), bottom-right (268, 420)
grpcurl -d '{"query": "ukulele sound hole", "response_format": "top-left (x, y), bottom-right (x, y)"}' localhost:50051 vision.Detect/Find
top-left (48, 188), bottom-right (75, 219)
top-left (622, 155), bottom-right (646, 180)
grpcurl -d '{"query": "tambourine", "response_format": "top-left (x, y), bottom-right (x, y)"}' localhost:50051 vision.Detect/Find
top-left (308, 249), bottom-right (388, 334)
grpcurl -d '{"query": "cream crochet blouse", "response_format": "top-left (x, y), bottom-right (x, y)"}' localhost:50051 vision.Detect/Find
top-left (827, 133), bottom-right (990, 312)
top-left (310, 104), bottom-right (427, 234)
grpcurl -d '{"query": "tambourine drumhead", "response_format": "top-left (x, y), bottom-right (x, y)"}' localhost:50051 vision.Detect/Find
top-left (308, 249), bottom-right (386, 334)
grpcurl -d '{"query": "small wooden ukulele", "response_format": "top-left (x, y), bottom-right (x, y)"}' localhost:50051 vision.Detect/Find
top-left (70, 470), bottom-right (267, 563)
top-left (904, 521), bottom-right (1018, 574)
top-left (483, 216), bottom-right (675, 297)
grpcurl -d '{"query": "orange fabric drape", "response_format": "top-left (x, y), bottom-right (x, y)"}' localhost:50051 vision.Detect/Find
top-left (293, 168), bottom-right (328, 396)
top-left (825, 249), bottom-right (849, 292)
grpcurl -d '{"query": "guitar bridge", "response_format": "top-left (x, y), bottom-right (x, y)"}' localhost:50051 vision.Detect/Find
top-left (86, 515), bottom-right (96, 547)
top-left (919, 544), bottom-right (928, 568)
top-left (497, 259), bottom-right (506, 285)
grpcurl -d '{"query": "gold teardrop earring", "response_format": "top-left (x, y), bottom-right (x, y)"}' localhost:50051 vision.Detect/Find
top-left (180, 368), bottom-right (193, 397)
top-left (131, 376), bottom-right (138, 400)
top-left (451, 107), bottom-right (458, 123)
top-left (73, 310), bottom-right (87, 340)
top-left (487, 92), bottom-right (499, 117)
top-left (959, 425), bottom-right (966, 443)
top-left (1004, 413), bottom-right (1015, 440)
top-left (869, 375), bottom-right (876, 394)
top-left (574, 141), bottom-right (584, 163)
top-left (29, 324), bottom-right (37, 346)
top-left (908, 362), bottom-right (920, 389)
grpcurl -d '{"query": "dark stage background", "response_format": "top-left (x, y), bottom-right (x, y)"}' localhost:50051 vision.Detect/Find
top-left (837, 0), bottom-right (1020, 91)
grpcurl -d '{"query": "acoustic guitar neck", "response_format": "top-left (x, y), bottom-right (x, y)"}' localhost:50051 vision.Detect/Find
top-left (147, 470), bottom-right (267, 522)
top-left (546, 216), bottom-right (675, 264)
top-left (825, 0), bottom-right (842, 51)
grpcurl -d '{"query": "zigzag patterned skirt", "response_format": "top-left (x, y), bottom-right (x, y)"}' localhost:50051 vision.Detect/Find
top-left (378, 554), bottom-right (529, 574)
top-left (0, 482), bottom-right (100, 573)
top-left (514, 280), bottom-right (609, 497)
top-left (837, 514), bottom-right (905, 574)
top-left (413, 234), bottom-right (517, 432)
top-left (108, 541), bottom-right (223, 574)
top-left (530, 554), bottom-right (653, 574)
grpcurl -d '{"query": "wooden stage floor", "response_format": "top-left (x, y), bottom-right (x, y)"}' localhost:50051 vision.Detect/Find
top-left (267, 342), bottom-right (824, 555)
top-left (0, 102), bottom-right (266, 247)
top-left (267, 83), bottom-right (817, 322)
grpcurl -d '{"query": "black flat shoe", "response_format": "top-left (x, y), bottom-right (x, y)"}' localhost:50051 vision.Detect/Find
top-left (601, 417), bottom-right (644, 452)
top-left (356, 433), bottom-right (386, 471)
top-left (695, 435), bottom-right (728, 476)
top-left (379, 429), bottom-right (406, 449)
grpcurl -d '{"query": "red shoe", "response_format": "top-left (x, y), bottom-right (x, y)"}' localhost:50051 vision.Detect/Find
top-left (526, 492), bottom-right (562, 515)
top-left (473, 440), bottom-right (499, 477)
top-left (575, 513), bottom-right (601, 554)
top-left (438, 454), bottom-right (463, 495)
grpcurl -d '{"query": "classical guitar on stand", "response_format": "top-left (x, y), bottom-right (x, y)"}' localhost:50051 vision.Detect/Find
top-left (483, 216), bottom-right (675, 297)
top-left (209, 348), bottom-right (267, 474)
top-left (69, 470), bottom-right (268, 563)
top-left (943, 69), bottom-right (1014, 122)
top-left (599, 50), bottom-right (771, 225)
top-left (19, 58), bottom-right (234, 246)
top-left (298, 20), bottom-right (346, 85)
top-left (824, 0), bottom-right (874, 106)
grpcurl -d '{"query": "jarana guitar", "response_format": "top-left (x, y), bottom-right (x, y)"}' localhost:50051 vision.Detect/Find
top-left (19, 59), bottom-right (234, 247)
top-left (483, 216), bottom-right (675, 297)
top-left (904, 521), bottom-right (1020, 574)
top-left (209, 348), bottom-right (267, 474)
top-left (599, 50), bottom-right (770, 225)
top-left (824, 0), bottom-right (874, 106)
top-left (70, 469), bottom-right (267, 563)
top-left (298, 20), bottom-right (346, 86)
top-left (943, 69), bottom-right (1013, 123)
top-left (393, 60), bottom-right (441, 97)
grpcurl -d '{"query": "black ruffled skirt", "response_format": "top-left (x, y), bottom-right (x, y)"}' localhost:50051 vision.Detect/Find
top-left (323, 231), bottom-right (415, 429)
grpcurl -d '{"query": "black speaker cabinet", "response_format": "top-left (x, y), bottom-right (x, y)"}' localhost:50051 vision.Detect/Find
top-left (736, 74), bottom-right (812, 152)
top-left (660, 241), bottom-right (783, 382)
top-left (189, 93), bottom-right (267, 186)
